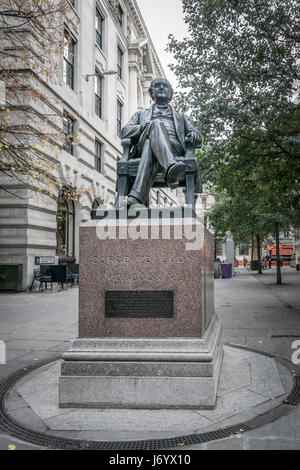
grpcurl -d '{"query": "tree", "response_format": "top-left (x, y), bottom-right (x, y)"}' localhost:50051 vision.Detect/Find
top-left (203, 131), bottom-right (300, 282)
top-left (168, 0), bottom-right (299, 143)
top-left (168, 0), bottom-right (300, 283)
top-left (207, 187), bottom-right (297, 279)
top-left (0, 0), bottom-right (79, 197)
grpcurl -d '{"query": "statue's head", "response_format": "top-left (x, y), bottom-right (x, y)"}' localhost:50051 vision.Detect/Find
top-left (149, 77), bottom-right (174, 103)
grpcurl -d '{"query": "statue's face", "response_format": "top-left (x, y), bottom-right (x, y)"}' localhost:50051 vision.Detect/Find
top-left (150, 79), bottom-right (172, 103)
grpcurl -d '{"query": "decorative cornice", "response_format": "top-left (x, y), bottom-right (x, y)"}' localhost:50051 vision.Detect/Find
top-left (128, 37), bottom-right (148, 49)
top-left (127, 0), bottom-right (165, 78)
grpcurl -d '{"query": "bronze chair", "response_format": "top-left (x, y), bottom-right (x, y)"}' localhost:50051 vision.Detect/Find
top-left (115, 138), bottom-right (202, 209)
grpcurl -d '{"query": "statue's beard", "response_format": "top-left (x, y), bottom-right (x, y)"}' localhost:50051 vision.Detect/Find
top-left (153, 93), bottom-right (171, 104)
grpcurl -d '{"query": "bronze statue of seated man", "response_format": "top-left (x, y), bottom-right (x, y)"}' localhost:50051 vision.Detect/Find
top-left (120, 77), bottom-right (202, 206)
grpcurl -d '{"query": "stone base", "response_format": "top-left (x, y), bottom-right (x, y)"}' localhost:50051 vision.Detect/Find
top-left (59, 315), bottom-right (223, 409)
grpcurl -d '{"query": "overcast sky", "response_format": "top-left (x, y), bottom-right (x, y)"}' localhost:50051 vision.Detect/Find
top-left (136, 0), bottom-right (189, 90)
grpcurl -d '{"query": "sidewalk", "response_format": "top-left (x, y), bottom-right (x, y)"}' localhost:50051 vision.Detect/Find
top-left (208, 267), bottom-right (300, 450)
top-left (218, 267), bottom-right (300, 356)
top-left (0, 267), bottom-right (299, 450)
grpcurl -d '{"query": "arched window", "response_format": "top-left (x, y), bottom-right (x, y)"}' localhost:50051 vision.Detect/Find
top-left (90, 199), bottom-right (102, 219)
top-left (56, 194), bottom-right (75, 257)
top-left (92, 199), bottom-right (100, 210)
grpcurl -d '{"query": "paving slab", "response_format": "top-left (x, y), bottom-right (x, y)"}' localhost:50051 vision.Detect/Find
top-left (5, 340), bottom-right (64, 351)
top-left (246, 438), bottom-right (300, 450)
top-left (75, 430), bottom-right (188, 441)
top-left (5, 390), bottom-right (29, 412)
top-left (247, 356), bottom-right (285, 398)
top-left (45, 410), bottom-right (212, 434)
top-left (245, 406), bottom-right (300, 441)
top-left (6, 349), bottom-right (32, 362)
top-left (13, 350), bottom-right (62, 364)
top-left (197, 388), bottom-right (275, 424)
top-left (7, 406), bottom-right (48, 433)
top-left (204, 436), bottom-right (246, 450)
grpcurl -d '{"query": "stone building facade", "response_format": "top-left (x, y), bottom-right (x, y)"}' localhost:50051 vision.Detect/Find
top-left (0, 0), bottom-right (180, 290)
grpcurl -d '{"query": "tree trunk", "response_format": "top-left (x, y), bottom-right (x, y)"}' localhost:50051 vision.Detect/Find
top-left (275, 222), bottom-right (281, 285)
top-left (251, 236), bottom-right (254, 261)
top-left (256, 233), bottom-right (262, 274)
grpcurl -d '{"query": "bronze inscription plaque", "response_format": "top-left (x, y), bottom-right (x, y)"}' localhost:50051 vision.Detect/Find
top-left (105, 291), bottom-right (174, 318)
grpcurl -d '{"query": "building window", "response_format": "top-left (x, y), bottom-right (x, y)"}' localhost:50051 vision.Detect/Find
top-left (239, 243), bottom-right (249, 256)
top-left (63, 29), bottom-right (76, 89)
top-left (56, 194), bottom-right (75, 257)
top-left (95, 140), bottom-right (102, 172)
top-left (95, 6), bottom-right (104, 49)
top-left (156, 191), bottom-right (160, 206)
top-left (117, 45), bottom-right (123, 80)
top-left (63, 112), bottom-right (74, 154)
top-left (216, 242), bottom-right (223, 257)
top-left (117, 3), bottom-right (124, 27)
top-left (117, 100), bottom-right (123, 137)
top-left (95, 71), bottom-right (102, 118)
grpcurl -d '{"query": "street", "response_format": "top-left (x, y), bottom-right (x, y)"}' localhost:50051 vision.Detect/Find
top-left (0, 267), bottom-right (299, 450)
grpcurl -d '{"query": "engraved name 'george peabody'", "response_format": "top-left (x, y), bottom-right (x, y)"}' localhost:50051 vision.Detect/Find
top-left (83, 255), bottom-right (193, 265)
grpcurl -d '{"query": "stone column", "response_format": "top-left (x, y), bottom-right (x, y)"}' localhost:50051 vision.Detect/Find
top-left (128, 46), bottom-right (143, 117)
top-left (142, 74), bottom-right (153, 109)
top-left (128, 63), bottom-right (138, 116)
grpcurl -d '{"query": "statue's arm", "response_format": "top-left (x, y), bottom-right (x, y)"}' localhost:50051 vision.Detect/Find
top-left (184, 115), bottom-right (202, 148)
top-left (121, 111), bottom-right (144, 140)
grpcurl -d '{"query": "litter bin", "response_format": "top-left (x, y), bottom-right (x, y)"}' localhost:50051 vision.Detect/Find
top-left (251, 260), bottom-right (259, 270)
top-left (221, 263), bottom-right (232, 278)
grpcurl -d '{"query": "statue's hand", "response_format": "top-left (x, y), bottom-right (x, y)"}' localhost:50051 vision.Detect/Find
top-left (185, 131), bottom-right (199, 145)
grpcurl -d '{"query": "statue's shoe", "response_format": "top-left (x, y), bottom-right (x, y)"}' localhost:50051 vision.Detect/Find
top-left (166, 162), bottom-right (185, 189)
top-left (127, 195), bottom-right (142, 206)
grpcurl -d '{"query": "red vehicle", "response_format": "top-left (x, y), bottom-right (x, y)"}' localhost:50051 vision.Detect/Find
top-left (265, 244), bottom-right (293, 266)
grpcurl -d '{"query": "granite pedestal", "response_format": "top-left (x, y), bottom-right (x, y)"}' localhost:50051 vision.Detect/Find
top-left (59, 208), bottom-right (223, 408)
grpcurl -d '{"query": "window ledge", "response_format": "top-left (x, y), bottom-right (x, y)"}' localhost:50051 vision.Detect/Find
top-left (62, 81), bottom-right (77, 94)
top-left (95, 43), bottom-right (107, 61)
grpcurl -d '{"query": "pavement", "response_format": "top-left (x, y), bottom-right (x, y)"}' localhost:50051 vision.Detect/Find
top-left (0, 267), bottom-right (299, 450)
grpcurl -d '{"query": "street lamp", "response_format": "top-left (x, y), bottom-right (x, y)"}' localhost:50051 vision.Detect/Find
top-left (83, 70), bottom-right (117, 81)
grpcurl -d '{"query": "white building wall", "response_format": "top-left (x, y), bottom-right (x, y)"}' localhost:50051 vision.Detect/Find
top-left (0, 0), bottom-right (180, 290)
